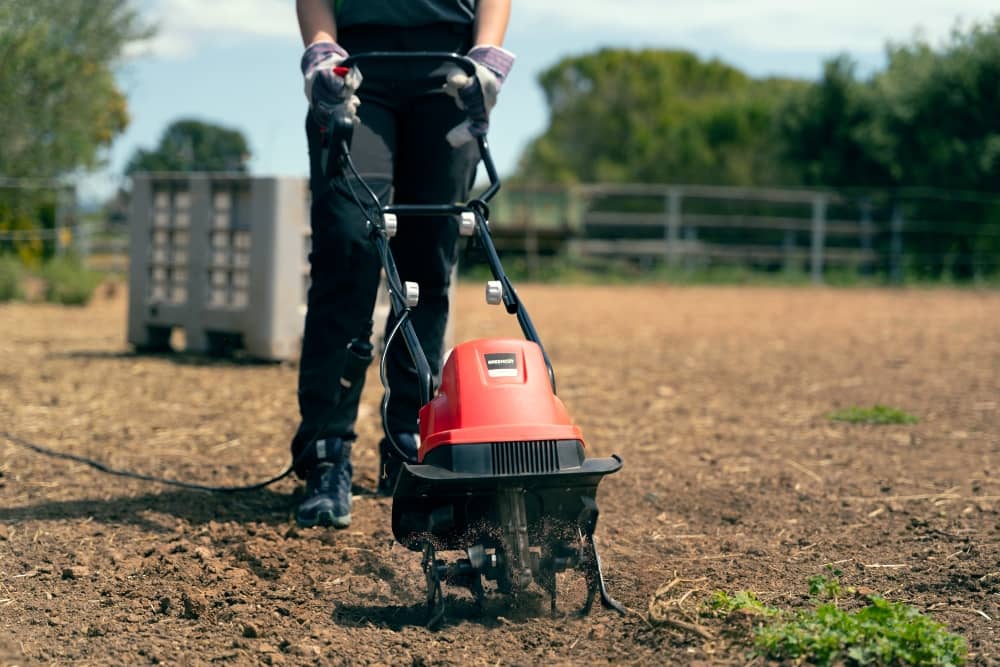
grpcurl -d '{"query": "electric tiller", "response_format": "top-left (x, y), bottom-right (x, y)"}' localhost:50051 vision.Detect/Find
top-left (330, 52), bottom-right (624, 627)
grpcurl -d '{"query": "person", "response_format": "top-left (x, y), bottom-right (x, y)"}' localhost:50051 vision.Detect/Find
top-left (292, 0), bottom-right (515, 528)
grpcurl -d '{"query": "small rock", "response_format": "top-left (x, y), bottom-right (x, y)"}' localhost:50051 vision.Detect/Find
top-left (242, 624), bottom-right (259, 639)
top-left (0, 524), bottom-right (11, 540)
top-left (158, 597), bottom-right (172, 615)
top-left (588, 624), bottom-right (607, 640)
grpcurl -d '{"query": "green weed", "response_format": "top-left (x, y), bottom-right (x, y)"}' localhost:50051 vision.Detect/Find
top-left (828, 405), bottom-right (918, 425)
top-left (708, 572), bottom-right (967, 666)
top-left (756, 596), bottom-right (967, 666)
top-left (707, 590), bottom-right (781, 618)
top-left (0, 254), bottom-right (24, 301)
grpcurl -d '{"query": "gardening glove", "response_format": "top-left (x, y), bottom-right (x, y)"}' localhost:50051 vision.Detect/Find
top-left (301, 41), bottom-right (362, 132)
top-left (443, 45), bottom-right (515, 147)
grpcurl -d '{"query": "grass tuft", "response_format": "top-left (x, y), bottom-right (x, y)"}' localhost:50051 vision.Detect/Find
top-left (828, 405), bottom-right (918, 425)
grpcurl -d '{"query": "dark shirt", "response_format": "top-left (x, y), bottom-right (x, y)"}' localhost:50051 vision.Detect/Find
top-left (335, 0), bottom-right (476, 28)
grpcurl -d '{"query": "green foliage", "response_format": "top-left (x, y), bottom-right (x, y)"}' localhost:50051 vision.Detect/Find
top-left (828, 405), bottom-right (919, 425)
top-left (708, 590), bottom-right (780, 618)
top-left (0, 254), bottom-right (24, 301)
top-left (756, 597), bottom-right (967, 666)
top-left (709, 575), bottom-right (967, 666)
top-left (516, 49), bottom-right (805, 186)
top-left (0, 0), bottom-right (150, 177)
top-left (39, 255), bottom-right (103, 305)
top-left (778, 17), bottom-right (1000, 279)
top-left (808, 571), bottom-right (845, 601)
top-left (126, 119), bottom-right (252, 174)
top-left (0, 189), bottom-right (53, 265)
top-left (778, 56), bottom-right (893, 189)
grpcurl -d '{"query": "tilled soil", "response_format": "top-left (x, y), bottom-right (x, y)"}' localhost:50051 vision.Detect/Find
top-left (0, 284), bottom-right (997, 666)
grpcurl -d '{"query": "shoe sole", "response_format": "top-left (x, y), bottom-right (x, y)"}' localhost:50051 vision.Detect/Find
top-left (296, 510), bottom-right (351, 529)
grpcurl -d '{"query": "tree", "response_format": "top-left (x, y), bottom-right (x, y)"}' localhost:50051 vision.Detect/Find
top-left (777, 56), bottom-right (894, 189)
top-left (778, 17), bottom-right (1000, 278)
top-left (515, 48), bottom-right (806, 186)
top-left (126, 119), bottom-right (253, 174)
top-left (0, 0), bottom-right (149, 178)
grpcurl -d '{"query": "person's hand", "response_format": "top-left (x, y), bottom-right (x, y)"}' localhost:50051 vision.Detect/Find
top-left (443, 45), bottom-right (515, 147)
top-left (301, 41), bottom-right (362, 132)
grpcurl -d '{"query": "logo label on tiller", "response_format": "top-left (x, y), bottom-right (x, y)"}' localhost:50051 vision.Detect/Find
top-left (484, 352), bottom-right (518, 378)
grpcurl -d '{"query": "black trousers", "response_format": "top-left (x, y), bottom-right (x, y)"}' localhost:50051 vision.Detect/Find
top-left (292, 25), bottom-right (478, 475)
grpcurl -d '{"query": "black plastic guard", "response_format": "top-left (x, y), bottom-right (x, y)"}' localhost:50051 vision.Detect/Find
top-left (391, 454), bottom-right (622, 550)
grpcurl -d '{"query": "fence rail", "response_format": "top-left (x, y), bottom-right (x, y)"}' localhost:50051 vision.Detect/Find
top-left (490, 182), bottom-right (1000, 281)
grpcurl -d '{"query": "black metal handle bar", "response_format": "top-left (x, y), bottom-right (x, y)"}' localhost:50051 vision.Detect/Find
top-left (340, 51), bottom-right (477, 78)
top-left (326, 51), bottom-right (557, 398)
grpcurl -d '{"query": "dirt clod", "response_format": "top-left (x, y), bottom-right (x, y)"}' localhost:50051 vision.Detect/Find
top-left (61, 566), bottom-right (90, 580)
top-left (180, 589), bottom-right (208, 620)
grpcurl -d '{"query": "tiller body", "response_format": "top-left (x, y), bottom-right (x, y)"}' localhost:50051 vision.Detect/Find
top-left (394, 339), bottom-right (623, 624)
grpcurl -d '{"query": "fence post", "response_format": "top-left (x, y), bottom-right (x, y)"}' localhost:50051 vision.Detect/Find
top-left (782, 229), bottom-right (797, 273)
top-left (890, 203), bottom-right (904, 284)
top-left (810, 194), bottom-right (827, 284)
top-left (665, 188), bottom-right (682, 267)
top-left (859, 197), bottom-right (874, 275)
top-left (524, 206), bottom-right (539, 279)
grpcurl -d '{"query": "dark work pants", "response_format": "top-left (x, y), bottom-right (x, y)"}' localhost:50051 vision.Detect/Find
top-left (292, 25), bottom-right (478, 476)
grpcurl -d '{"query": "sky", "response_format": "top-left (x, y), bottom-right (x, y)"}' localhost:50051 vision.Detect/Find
top-left (81, 0), bottom-right (1000, 203)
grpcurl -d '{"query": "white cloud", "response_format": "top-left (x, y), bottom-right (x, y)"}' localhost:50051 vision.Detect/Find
top-left (521, 1), bottom-right (998, 54)
top-left (128, 0), bottom-right (297, 59)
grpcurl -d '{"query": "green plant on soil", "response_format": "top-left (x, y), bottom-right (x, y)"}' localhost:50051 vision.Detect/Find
top-left (756, 596), bottom-right (966, 666)
top-left (707, 590), bottom-right (780, 618)
top-left (0, 254), bottom-right (24, 302)
top-left (38, 255), bottom-right (103, 306)
top-left (828, 405), bottom-right (918, 425)
top-left (710, 573), bottom-right (967, 666)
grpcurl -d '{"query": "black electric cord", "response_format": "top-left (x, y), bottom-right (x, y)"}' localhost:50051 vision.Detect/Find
top-left (1, 430), bottom-right (296, 493)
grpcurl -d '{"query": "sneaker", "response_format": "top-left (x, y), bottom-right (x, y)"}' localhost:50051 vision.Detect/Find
top-left (378, 432), bottom-right (418, 497)
top-left (296, 441), bottom-right (353, 528)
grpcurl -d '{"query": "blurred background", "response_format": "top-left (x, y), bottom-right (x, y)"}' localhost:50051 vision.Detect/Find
top-left (2, 0), bottom-right (1000, 305)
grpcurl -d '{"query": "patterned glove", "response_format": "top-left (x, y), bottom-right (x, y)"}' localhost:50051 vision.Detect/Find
top-left (443, 45), bottom-right (515, 147)
top-left (301, 41), bottom-right (362, 131)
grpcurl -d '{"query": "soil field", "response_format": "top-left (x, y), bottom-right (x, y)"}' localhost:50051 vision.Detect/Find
top-left (1, 284), bottom-right (998, 666)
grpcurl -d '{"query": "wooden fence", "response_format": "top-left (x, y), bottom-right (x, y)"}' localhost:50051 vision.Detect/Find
top-left (487, 183), bottom-right (996, 282)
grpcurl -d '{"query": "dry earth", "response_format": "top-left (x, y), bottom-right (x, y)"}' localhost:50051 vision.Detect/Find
top-left (1, 284), bottom-right (998, 665)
